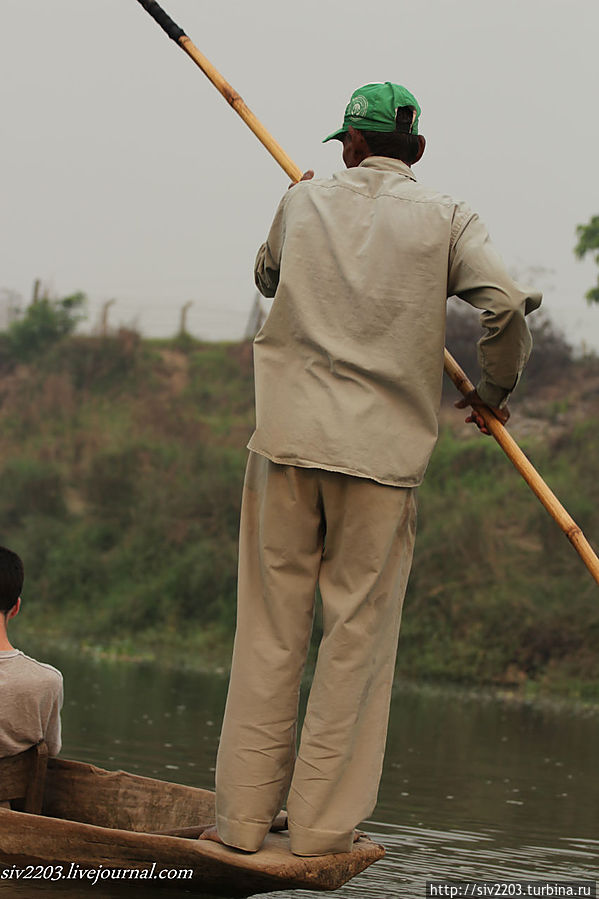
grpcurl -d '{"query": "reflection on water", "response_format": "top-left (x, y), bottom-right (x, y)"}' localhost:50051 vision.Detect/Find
top-left (2, 649), bottom-right (598, 897)
top-left (321, 826), bottom-right (598, 899)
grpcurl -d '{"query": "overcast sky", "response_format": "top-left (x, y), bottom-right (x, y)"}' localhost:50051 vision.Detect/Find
top-left (2, 0), bottom-right (598, 350)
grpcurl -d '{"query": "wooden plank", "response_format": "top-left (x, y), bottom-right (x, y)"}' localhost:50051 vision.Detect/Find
top-left (24, 742), bottom-right (48, 814)
top-left (0, 807), bottom-right (384, 895)
top-left (43, 758), bottom-right (215, 833)
top-left (0, 752), bottom-right (32, 801)
top-left (0, 742), bottom-right (48, 813)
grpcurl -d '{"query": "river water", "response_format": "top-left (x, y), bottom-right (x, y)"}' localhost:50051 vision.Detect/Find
top-left (2, 649), bottom-right (598, 897)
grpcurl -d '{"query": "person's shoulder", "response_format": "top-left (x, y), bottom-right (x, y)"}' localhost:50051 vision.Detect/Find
top-left (327, 164), bottom-right (469, 209)
top-left (283, 174), bottom-right (336, 199)
top-left (286, 166), bottom-right (478, 224)
top-left (18, 652), bottom-right (63, 685)
top-left (403, 177), bottom-right (473, 214)
top-left (287, 171), bottom-right (345, 194)
top-left (405, 178), bottom-right (478, 232)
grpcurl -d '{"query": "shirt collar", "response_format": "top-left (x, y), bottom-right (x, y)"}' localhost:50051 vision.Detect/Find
top-left (358, 156), bottom-right (417, 182)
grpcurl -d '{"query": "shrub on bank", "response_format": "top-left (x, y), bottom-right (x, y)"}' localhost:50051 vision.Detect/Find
top-left (2, 334), bottom-right (599, 695)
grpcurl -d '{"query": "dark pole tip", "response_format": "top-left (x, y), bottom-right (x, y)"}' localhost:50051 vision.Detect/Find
top-left (136, 0), bottom-right (186, 43)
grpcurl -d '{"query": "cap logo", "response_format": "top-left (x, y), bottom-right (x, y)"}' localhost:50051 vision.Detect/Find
top-left (348, 95), bottom-right (368, 118)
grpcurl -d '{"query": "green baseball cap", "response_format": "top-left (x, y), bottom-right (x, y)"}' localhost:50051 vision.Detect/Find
top-left (323, 82), bottom-right (421, 143)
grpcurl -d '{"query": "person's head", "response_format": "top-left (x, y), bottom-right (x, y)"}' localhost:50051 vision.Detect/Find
top-left (0, 546), bottom-right (24, 621)
top-left (323, 82), bottom-right (426, 168)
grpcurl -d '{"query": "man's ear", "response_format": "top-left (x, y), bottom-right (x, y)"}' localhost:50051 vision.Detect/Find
top-left (413, 135), bottom-right (426, 164)
top-left (7, 597), bottom-right (21, 621)
top-left (345, 125), bottom-right (372, 166)
top-left (348, 125), bottom-right (370, 154)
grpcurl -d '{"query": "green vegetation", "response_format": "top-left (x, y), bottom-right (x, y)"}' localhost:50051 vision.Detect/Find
top-left (575, 214), bottom-right (599, 304)
top-left (2, 315), bottom-right (599, 699)
top-left (2, 292), bottom-right (86, 362)
top-left (398, 424), bottom-right (599, 697)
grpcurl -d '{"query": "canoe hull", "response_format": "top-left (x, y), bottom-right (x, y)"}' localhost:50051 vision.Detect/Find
top-left (0, 759), bottom-right (385, 896)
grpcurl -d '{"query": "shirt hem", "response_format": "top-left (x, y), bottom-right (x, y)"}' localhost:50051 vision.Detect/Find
top-left (246, 444), bottom-right (422, 488)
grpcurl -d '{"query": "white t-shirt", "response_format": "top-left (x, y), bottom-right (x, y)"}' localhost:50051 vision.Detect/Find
top-left (0, 649), bottom-right (63, 757)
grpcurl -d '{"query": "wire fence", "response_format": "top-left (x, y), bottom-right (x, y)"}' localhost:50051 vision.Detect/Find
top-left (0, 285), bottom-right (268, 342)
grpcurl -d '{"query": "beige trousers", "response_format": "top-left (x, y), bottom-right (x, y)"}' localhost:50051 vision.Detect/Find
top-left (215, 452), bottom-right (417, 856)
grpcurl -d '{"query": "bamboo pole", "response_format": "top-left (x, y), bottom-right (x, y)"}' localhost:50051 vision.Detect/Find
top-left (135, 0), bottom-right (302, 182)
top-left (178, 38), bottom-right (302, 183)
top-left (444, 349), bottom-right (599, 584)
top-left (135, 0), bottom-right (599, 587)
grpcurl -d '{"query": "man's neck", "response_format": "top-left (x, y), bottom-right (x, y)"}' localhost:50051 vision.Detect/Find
top-left (0, 620), bottom-right (13, 651)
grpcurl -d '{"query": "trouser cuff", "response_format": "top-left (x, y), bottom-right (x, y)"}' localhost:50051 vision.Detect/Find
top-left (289, 819), bottom-right (354, 856)
top-left (216, 814), bottom-right (270, 852)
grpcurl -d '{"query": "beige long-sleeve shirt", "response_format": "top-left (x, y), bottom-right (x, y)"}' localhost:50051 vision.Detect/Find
top-left (0, 649), bottom-right (63, 757)
top-left (250, 157), bottom-right (541, 487)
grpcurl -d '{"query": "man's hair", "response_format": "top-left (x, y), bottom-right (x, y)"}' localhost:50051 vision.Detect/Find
top-left (360, 106), bottom-right (421, 164)
top-left (0, 546), bottom-right (24, 614)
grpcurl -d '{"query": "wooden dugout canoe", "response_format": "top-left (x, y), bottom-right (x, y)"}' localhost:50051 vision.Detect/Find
top-left (0, 757), bottom-right (385, 897)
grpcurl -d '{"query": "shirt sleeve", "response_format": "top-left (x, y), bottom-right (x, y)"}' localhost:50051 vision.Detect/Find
top-left (448, 204), bottom-right (542, 407)
top-left (254, 193), bottom-right (289, 298)
top-left (44, 674), bottom-right (64, 757)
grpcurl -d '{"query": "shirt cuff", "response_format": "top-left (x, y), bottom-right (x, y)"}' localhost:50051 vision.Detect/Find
top-left (476, 379), bottom-right (510, 409)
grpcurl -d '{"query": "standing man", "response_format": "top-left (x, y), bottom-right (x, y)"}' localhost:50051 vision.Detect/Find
top-left (204, 82), bottom-right (541, 857)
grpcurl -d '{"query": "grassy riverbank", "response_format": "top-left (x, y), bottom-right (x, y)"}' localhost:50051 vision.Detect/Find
top-left (3, 326), bottom-right (599, 699)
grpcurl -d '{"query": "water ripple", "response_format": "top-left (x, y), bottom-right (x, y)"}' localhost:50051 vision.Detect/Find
top-left (260, 825), bottom-right (598, 899)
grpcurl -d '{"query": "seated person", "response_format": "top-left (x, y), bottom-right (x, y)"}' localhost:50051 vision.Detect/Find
top-left (0, 546), bottom-right (63, 767)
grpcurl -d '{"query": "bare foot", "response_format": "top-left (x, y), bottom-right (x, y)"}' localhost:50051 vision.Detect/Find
top-left (198, 825), bottom-right (226, 845)
top-left (198, 825), bottom-right (259, 853)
